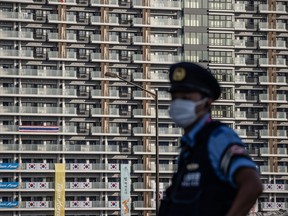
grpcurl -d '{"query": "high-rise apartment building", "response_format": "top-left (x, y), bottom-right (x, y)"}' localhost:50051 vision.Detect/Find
top-left (0, 0), bottom-right (287, 215)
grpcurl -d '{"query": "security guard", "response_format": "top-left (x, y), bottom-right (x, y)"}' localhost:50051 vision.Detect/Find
top-left (158, 62), bottom-right (263, 216)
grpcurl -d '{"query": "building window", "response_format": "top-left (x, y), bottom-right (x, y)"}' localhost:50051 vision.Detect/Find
top-left (184, 14), bottom-right (208, 27)
top-left (209, 15), bottom-right (233, 28)
top-left (185, 32), bottom-right (208, 45)
top-left (184, 0), bottom-right (208, 8)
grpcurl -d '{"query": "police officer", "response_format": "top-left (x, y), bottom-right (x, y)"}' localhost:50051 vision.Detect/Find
top-left (158, 62), bottom-right (263, 216)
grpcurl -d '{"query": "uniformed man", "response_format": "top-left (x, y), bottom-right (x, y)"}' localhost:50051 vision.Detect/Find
top-left (158, 62), bottom-right (263, 216)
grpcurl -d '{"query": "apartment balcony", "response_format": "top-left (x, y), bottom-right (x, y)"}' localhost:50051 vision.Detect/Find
top-left (0, 201), bottom-right (120, 210)
top-left (0, 30), bottom-right (33, 41)
top-left (234, 93), bottom-right (246, 102)
top-left (132, 91), bottom-right (170, 100)
top-left (259, 94), bottom-right (287, 103)
top-left (259, 22), bottom-right (287, 31)
top-left (260, 148), bottom-right (288, 156)
top-left (234, 76), bottom-right (258, 85)
top-left (132, 36), bottom-right (181, 46)
top-left (132, 72), bottom-right (169, 82)
top-left (0, 12), bottom-right (33, 22)
top-left (0, 69), bottom-right (76, 79)
top-left (0, 50), bottom-right (33, 60)
top-left (133, 201), bottom-right (154, 210)
top-left (235, 129), bottom-right (247, 138)
top-left (21, 182), bottom-right (54, 190)
top-left (259, 4), bottom-right (287, 14)
top-left (259, 76), bottom-right (287, 85)
top-left (234, 57), bottom-right (257, 66)
top-left (91, 89), bottom-right (119, 99)
top-left (64, 144), bottom-right (120, 154)
top-left (260, 130), bottom-right (287, 139)
top-left (133, 164), bottom-right (177, 173)
top-left (91, 53), bottom-right (119, 62)
top-left (263, 184), bottom-right (288, 192)
top-left (261, 202), bottom-right (288, 211)
top-left (66, 163), bottom-right (120, 172)
top-left (132, 109), bottom-right (170, 119)
top-left (0, 125), bottom-right (77, 135)
top-left (132, 18), bottom-right (181, 28)
top-left (65, 201), bottom-right (120, 209)
top-left (133, 145), bottom-right (179, 155)
top-left (48, 51), bottom-right (77, 61)
top-left (66, 182), bottom-right (120, 191)
top-left (258, 58), bottom-right (287, 67)
top-left (91, 108), bottom-right (120, 117)
top-left (90, 0), bottom-right (119, 7)
top-left (133, 127), bottom-right (182, 137)
top-left (260, 165), bottom-right (288, 174)
top-left (0, 88), bottom-right (77, 98)
top-left (132, 0), bottom-right (181, 10)
top-left (133, 182), bottom-right (169, 192)
top-left (48, 0), bottom-right (77, 5)
top-left (0, 106), bottom-right (77, 116)
top-left (234, 111), bottom-right (247, 119)
top-left (91, 34), bottom-right (119, 44)
top-left (258, 40), bottom-right (286, 49)
top-left (47, 33), bottom-right (77, 42)
top-left (91, 126), bottom-right (120, 136)
top-left (259, 112), bottom-right (287, 121)
top-left (90, 16), bottom-right (119, 25)
top-left (48, 14), bottom-right (77, 24)
top-left (1, 0), bottom-right (36, 2)
top-left (132, 54), bottom-right (181, 64)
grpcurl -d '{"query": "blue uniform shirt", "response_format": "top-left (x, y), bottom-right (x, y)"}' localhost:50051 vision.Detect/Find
top-left (180, 114), bottom-right (256, 187)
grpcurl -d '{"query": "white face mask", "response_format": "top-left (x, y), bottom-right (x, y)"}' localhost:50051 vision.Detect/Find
top-left (168, 98), bottom-right (207, 128)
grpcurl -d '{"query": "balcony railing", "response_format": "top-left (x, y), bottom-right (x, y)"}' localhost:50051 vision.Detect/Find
top-left (0, 88), bottom-right (77, 97)
top-left (259, 58), bottom-right (287, 67)
top-left (260, 130), bottom-right (287, 138)
top-left (0, 12), bottom-right (33, 21)
top-left (259, 112), bottom-right (287, 120)
top-left (133, 145), bottom-right (179, 155)
top-left (48, 33), bottom-right (77, 42)
top-left (258, 40), bottom-right (286, 49)
top-left (133, 54), bottom-right (181, 64)
top-left (48, 14), bottom-right (76, 23)
top-left (259, 4), bottom-right (287, 13)
top-left (259, 94), bottom-right (287, 102)
top-left (91, 16), bottom-right (119, 25)
top-left (0, 30), bottom-right (33, 40)
top-left (91, 89), bottom-right (119, 98)
top-left (48, 0), bottom-right (77, 4)
top-left (91, 34), bottom-right (119, 43)
top-left (90, 0), bottom-right (118, 6)
top-left (133, 164), bottom-right (177, 173)
top-left (48, 51), bottom-right (77, 60)
top-left (259, 76), bottom-right (287, 84)
top-left (0, 106), bottom-right (77, 116)
top-left (133, 18), bottom-right (181, 28)
top-left (0, 69), bottom-right (76, 79)
top-left (91, 53), bottom-right (119, 62)
top-left (91, 126), bottom-right (120, 135)
top-left (133, 36), bottom-right (181, 46)
top-left (133, 127), bottom-right (182, 136)
top-left (66, 181), bottom-right (119, 190)
top-left (0, 50), bottom-right (33, 59)
top-left (132, 0), bottom-right (181, 9)
top-left (0, 126), bottom-right (77, 134)
top-left (259, 22), bottom-right (287, 31)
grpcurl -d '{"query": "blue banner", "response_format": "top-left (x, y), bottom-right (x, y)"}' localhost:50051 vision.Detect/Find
top-left (0, 202), bottom-right (18, 208)
top-left (0, 163), bottom-right (18, 170)
top-left (0, 182), bottom-right (18, 189)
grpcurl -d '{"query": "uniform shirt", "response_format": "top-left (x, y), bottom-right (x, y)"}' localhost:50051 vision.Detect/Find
top-left (180, 113), bottom-right (257, 187)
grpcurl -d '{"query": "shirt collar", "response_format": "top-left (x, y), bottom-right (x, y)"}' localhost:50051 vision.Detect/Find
top-left (180, 113), bottom-right (211, 148)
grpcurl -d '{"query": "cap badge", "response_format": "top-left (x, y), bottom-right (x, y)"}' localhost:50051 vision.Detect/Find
top-left (173, 67), bottom-right (186, 81)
